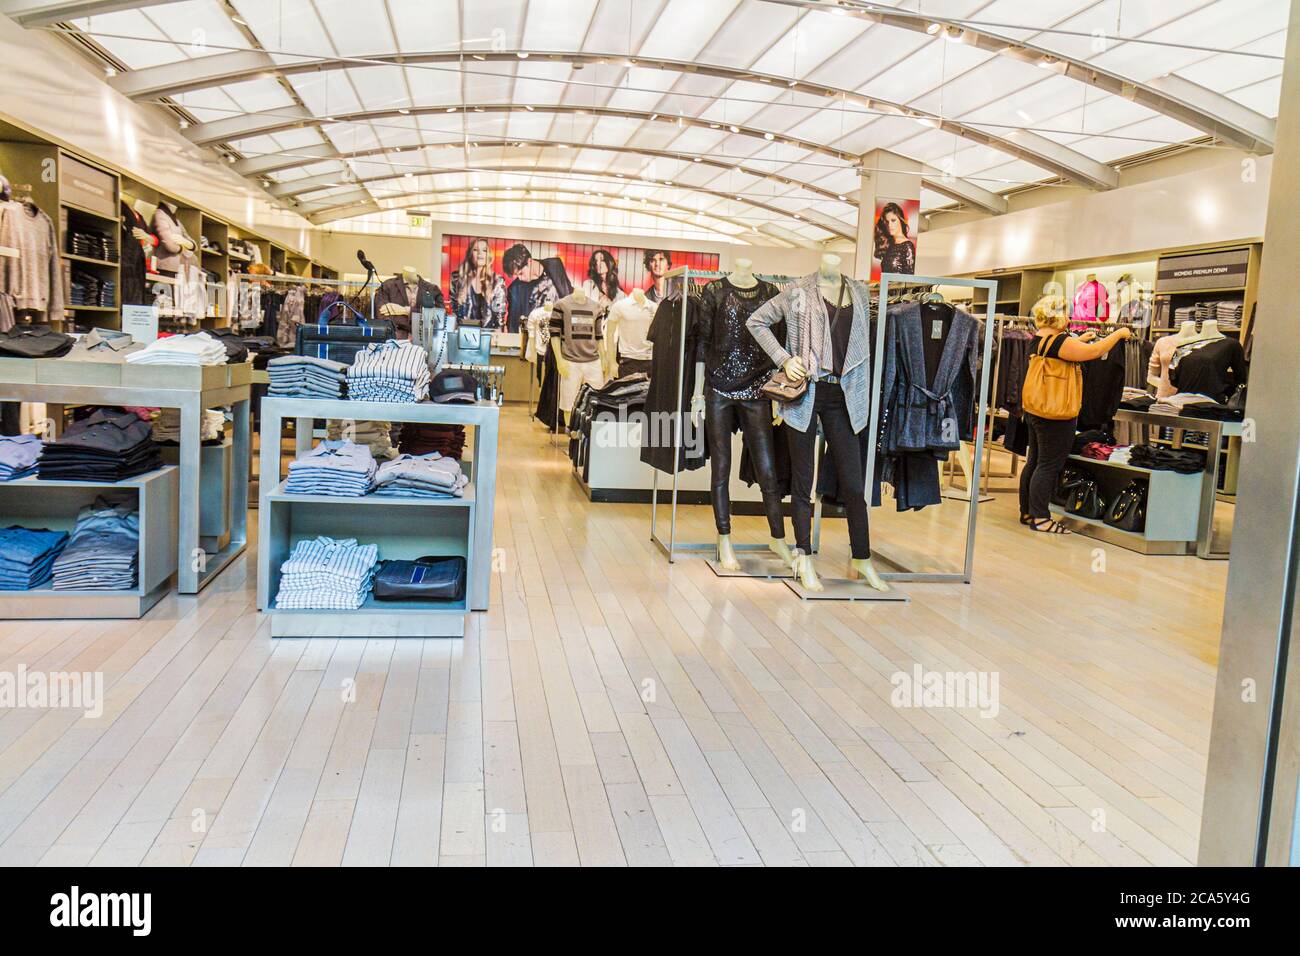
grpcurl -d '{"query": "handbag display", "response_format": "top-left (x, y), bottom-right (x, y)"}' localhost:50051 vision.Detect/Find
top-left (1066, 475), bottom-right (1107, 520)
top-left (296, 300), bottom-right (395, 365)
top-left (1051, 466), bottom-right (1086, 507)
top-left (372, 555), bottom-right (467, 602)
top-left (1021, 332), bottom-right (1083, 420)
top-left (759, 367), bottom-right (808, 403)
top-left (1104, 480), bottom-right (1148, 532)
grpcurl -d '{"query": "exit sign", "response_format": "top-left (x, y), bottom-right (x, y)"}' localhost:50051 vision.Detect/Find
top-left (408, 210), bottom-right (431, 227)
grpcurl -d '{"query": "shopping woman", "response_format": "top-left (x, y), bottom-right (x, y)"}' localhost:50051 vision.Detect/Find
top-left (873, 202), bottom-right (916, 275)
top-left (581, 249), bottom-right (623, 306)
top-left (1020, 297), bottom-right (1132, 534)
top-left (451, 237), bottom-right (507, 328)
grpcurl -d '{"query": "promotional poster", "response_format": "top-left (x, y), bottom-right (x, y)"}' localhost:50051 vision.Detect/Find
top-left (440, 234), bottom-right (720, 330)
top-left (871, 197), bottom-right (920, 282)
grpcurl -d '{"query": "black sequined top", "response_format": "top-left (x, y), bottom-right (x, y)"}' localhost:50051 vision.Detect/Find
top-left (693, 277), bottom-right (781, 399)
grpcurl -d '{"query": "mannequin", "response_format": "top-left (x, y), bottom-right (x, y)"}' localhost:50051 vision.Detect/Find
top-left (149, 199), bottom-right (196, 276)
top-left (1194, 319), bottom-right (1224, 341)
top-left (1177, 320), bottom-right (1198, 340)
top-left (603, 285), bottom-right (654, 380)
top-left (550, 288), bottom-right (605, 416)
top-left (686, 257), bottom-right (789, 570)
top-left (374, 266), bottom-right (444, 338)
top-left (750, 252), bottom-right (886, 593)
top-left (379, 266), bottom-right (421, 319)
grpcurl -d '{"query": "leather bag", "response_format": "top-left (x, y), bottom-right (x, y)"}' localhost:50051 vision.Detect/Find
top-left (759, 367), bottom-right (808, 403)
top-left (372, 555), bottom-right (467, 602)
top-left (1021, 332), bottom-right (1082, 421)
top-left (296, 301), bottom-right (395, 365)
top-left (1066, 476), bottom-right (1107, 520)
top-left (1104, 480), bottom-right (1148, 532)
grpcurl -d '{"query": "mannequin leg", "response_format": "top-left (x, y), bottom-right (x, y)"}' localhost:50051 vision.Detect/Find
top-left (818, 384), bottom-right (886, 589)
top-left (785, 416), bottom-right (822, 588)
top-left (734, 398), bottom-right (791, 562)
top-left (704, 389), bottom-right (741, 569)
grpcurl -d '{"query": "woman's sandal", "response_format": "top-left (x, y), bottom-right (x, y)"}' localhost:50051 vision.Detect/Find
top-left (1019, 514), bottom-right (1033, 525)
top-left (1030, 518), bottom-right (1071, 534)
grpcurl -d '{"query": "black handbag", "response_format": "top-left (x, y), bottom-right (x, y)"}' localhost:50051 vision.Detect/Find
top-left (296, 300), bottom-right (395, 365)
top-left (372, 555), bottom-right (466, 602)
top-left (1104, 480), bottom-right (1148, 532)
top-left (1051, 466), bottom-right (1086, 507)
top-left (1066, 476), bottom-right (1107, 520)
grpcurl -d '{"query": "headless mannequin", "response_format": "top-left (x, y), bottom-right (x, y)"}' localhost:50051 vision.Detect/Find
top-left (692, 258), bottom-right (791, 570)
top-left (550, 287), bottom-right (590, 377)
top-left (130, 198), bottom-right (159, 248)
top-left (782, 253), bottom-right (887, 593)
top-left (602, 286), bottom-right (649, 378)
top-left (1192, 319), bottom-right (1224, 342)
top-left (379, 266), bottom-right (422, 319)
top-left (157, 201), bottom-right (194, 253)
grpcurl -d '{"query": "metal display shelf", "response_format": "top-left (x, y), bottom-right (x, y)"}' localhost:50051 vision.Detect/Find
top-left (256, 396), bottom-right (500, 638)
top-left (1050, 453), bottom-right (1202, 555)
top-left (0, 466), bottom-right (179, 619)
top-left (1112, 408), bottom-right (1243, 559)
top-left (0, 359), bottom-right (251, 593)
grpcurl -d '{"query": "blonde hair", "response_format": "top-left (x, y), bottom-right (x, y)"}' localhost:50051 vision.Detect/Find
top-left (1030, 294), bottom-right (1069, 331)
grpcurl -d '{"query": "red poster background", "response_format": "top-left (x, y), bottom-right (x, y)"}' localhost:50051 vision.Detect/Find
top-left (870, 197), bottom-right (921, 283)
top-left (440, 234), bottom-right (718, 300)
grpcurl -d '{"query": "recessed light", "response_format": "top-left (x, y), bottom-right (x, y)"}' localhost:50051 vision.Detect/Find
top-left (764, 132), bottom-right (774, 140)
top-left (445, 107), bottom-right (456, 112)
top-left (179, 119), bottom-right (189, 129)
top-left (729, 125), bottom-right (739, 133)
top-left (693, 157), bottom-right (702, 162)
top-left (472, 54), bottom-right (486, 61)
top-left (558, 143), bottom-right (569, 149)
top-left (517, 52), bottom-right (529, 59)
top-left (926, 22), bottom-right (942, 34)
top-left (398, 108), bottom-right (410, 115)
top-left (649, 113), bottom-right (659, 121)
top-left (232, 16), bottom-right (247, 26)
top-left (837, 194), bottom-right (846, 201)
top-left (105, 66), bottom-right (116, 77)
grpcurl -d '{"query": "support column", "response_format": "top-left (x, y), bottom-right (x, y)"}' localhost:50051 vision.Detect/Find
top-left (1198, 0), bottom-right (1300, 865)
top-left (853, 149), bottom-right (922, 280)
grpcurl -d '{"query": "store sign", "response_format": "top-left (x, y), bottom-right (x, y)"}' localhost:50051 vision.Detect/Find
top-left (1156, 248), bottom-right (1249, 293)
top-left (121, 304), bottom-right (159, 344)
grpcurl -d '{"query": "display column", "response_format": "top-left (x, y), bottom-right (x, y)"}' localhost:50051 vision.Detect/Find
top-left (853, 149), bottom-right (922, 281)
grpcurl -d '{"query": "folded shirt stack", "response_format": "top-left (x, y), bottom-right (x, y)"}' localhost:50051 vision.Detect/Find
top-left (124, 332), bottom-right (227, 366)
top-left (0, 526), bottom-right (68, 589)
top-left (153, 408), bottom-right (225, 443)
top-left (1108, 446), bottom-right (1133, 465)
top-left (326, 419), bottom-right (399, 459)
top-left (267, 355), bottom-right (348, 398)
top-left (38, 409), bottom-right (161, 482)
top-left (50, 498), bottom-right (140, 591)
top-left (371, 452), bottom-right (469, 499)
top-left (0, 434), bottom-right (42, 480)
top-left (347, 340), bottom-right (430, 402)
top-left (275, 536), bottom-right (378, 609)
top-left (1129, 444), bottom-right (1207, 474)
top-left (284, 440), bottom-right (376, 496)
top-left (399, 422), bottom-right (466, 459)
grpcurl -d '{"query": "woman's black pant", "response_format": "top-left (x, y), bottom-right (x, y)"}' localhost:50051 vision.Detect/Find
top-left (1019, 413), bottom-right (1077, 519)
top-left (704, 388), bottom-right (786, 539)
top-left (786, 382), bottom-right (871, 559)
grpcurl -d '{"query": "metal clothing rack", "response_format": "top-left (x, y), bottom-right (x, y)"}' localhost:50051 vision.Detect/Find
top-left (648, 266), bottom-right (800, 562)
top-left (861, 273), bottom-right (999, 585)
top-left (230, 272), bottom-right (378, 327)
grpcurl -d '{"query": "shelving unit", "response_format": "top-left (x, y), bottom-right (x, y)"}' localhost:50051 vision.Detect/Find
top-left (256, 396), bottom-right (500, 638)
top-left (1149, 244), bottom-right (1260, 342)
top-left (0, 466), bottom-right (178, 619)
top-left (971, 268), bottom-right (1051, 316)
top-left (1050, 454), bottom-right (1201, 554)
top-left (0, 360), bottom-right (251, 593)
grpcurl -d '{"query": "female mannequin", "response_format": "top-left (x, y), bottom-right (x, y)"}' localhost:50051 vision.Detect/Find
top-left (748, 253), bottom-right (886, 592)
top-left (689, 257), bottom-right (788, 570)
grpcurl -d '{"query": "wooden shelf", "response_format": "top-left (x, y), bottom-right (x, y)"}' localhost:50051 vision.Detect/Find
top-left (61, 200), bottom-right (116, 223)
top-left (62, 251), bottom-right (118, 267)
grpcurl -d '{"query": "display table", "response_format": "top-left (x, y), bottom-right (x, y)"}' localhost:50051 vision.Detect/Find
top-left (0, 359), bottom-right (251, 593)
top-left (0, 466), bottom-right (178, 619)
top-left (256, 396), bottom-right (499, 637)
top-left (1054, 408), bottom-right (1242, 559)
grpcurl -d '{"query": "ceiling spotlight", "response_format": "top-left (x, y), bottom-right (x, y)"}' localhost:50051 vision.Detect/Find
top-left (693, 157), bottom-right (702, 162)
top-left (398, 108), bottom-right (410, 115)
top-left (524, 105), bottom-right (534, 111)
top-left (516, 52), bottom-right (529, 59)
top-left (232, 16), bottom-right (247, 26)
top-left (105, 66), bottom-right (116, 77)
top-left (445, 106), bottom-right (456, 112)
top-left (764, 132), bottom-right (774, 141)
top-left (729, 125), bottom-right (739, 133)
top-left (178, 119), bottom-right (189, 130)
top-left (943, 26), bottom-right (964, 43)
top-left (649, 113), bottom-right (659, 121)
top-left (1038, 54), bottom-right (1058, 69)
top-left (709, 123), bottom-right (720, 129)
top-left (926, 21), bottom-right (942, 35)
top-left (837, 194), bottom-right (846, 201)
top-left (558, 143), bottom-right (569, 149)
top-left (227, 155), bottom-right (236, 163)
top-left (472, 54), bottom-right (486, 61)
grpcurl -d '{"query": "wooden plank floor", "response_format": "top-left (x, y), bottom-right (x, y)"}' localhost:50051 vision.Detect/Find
top-left (0, 405), bottom-right (1228, 867)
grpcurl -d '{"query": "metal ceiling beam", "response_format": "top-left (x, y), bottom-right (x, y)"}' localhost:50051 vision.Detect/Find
top-left (271, 164), bottom-right (856, 238)
top-left (912, 165), bottom-right (1009, 214)
top-left (758, 223), bottom-right (820, 249)
top-left (765, 0), bottom-right (1276, 153)
top-left (0, 0), bottom-right (177, 26)
top-left (308, 194), bottom-right (770, 244)
top-left (124, 47), bottom-right (1114, 187)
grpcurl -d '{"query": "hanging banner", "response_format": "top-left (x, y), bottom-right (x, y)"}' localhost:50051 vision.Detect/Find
top-left (440, 234), bottom-right (719, 331)
top-left (870, 197), bottom-right (920, 282)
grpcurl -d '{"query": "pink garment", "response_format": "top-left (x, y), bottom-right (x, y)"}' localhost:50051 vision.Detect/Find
top-left (1072, 280), bottom-right (1109, 322)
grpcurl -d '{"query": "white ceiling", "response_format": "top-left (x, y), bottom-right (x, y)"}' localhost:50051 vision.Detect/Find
top-left (43, 0), bottom-right (1289, 245)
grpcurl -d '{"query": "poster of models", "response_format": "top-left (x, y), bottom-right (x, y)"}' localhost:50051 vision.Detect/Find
top-left (440, 234), bottom-right (720, 330)
top-left (871, 197), bottom-right (919, 282)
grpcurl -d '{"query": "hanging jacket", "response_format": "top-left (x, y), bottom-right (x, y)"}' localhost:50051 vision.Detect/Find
top-left (745, 273), bottom-right (873, 434)
top-left (151, 204), bottom-right (196, 274)
top-left (880, 302), bottom-right (981, 456)
top-left (373, 275), bottom-right (444, 337)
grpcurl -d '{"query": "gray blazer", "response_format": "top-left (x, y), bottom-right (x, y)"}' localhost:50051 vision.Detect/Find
top-left (745, 273), bottom-right (873, 434)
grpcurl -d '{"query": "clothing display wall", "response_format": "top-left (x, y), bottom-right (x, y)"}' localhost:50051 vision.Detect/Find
top-left (0, 198), bottom-right (63, 321)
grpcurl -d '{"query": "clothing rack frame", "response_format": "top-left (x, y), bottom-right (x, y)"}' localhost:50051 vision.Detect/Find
top-left (862, 273), bottom-right (999, 585)
top-left (648, 265), bottom-right (803, 562)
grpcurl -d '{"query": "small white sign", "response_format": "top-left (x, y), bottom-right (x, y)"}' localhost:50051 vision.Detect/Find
top-left (121, 304), bottom-right (159, 344)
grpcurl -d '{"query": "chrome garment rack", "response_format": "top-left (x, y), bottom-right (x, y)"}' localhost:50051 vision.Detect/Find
top-left (649, 266), bottom-right (801, 562)
top-left (862, 273), bottom-right (999, 585)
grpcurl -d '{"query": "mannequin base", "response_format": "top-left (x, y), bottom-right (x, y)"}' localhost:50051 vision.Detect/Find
top-left (784, 577), bottom-right (909, 603)
top-left (706, 555), bottom-right (793, 579)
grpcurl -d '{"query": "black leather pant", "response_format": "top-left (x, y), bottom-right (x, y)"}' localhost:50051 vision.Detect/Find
top-left (705, 388), bottom-right (786, 539)
top-left (786, 382), bottom-right (871, 559)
